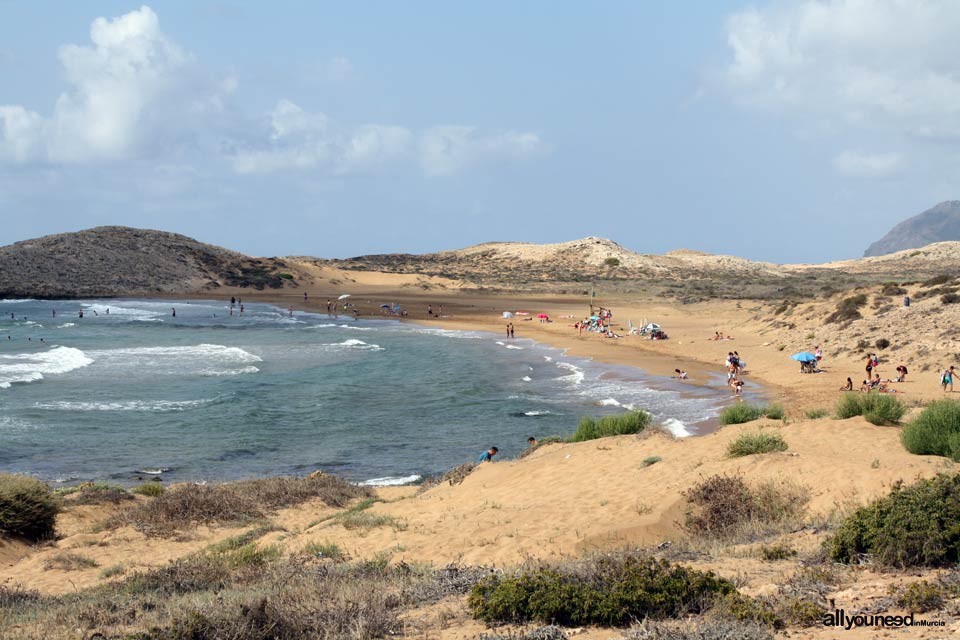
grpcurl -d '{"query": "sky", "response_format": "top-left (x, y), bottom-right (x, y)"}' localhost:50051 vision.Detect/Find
top-left (1, 1), bottom-right (958, 263)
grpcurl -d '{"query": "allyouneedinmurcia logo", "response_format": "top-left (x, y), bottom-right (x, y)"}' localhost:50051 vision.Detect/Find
top-left (823, 609), bottom-right (945, 630)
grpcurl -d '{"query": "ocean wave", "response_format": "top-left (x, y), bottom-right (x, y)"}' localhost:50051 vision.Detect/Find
top-left (34, 399), bottom-right (215, 412)
top-left (86, 344), bottom-right (262, 377)
top-left (522, 375), bottom-right (532, 382)
top-left (138, 468), bottom-right (171, 475)
top-left (0, 346), bottom-right (94, 389)
top-left (82, 303), bottom-right (165, 319)
top-left (661, 418), bottom-right (693, 438)
top-left (505, 344), bottom-right (523, 350)
top-left (57, 323), bottom-right (76, 328)
top-left (510, 410), bottom-right (553, 417)
top-left (556, 362), bottom-right (585, 385)
top-left (0, 299), bottom-right (36, 304)
top-left (323, 339), bottom-right (384, 351)
top-left (359, 474), bottom-right (421, 487)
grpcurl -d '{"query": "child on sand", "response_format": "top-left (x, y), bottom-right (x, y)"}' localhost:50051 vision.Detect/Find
top-left (840, 377), bottom-right (853, 392)
top-left (673, 369), bottom-right (688, 380)
top-left (477, 447), bottom-right (499, 463)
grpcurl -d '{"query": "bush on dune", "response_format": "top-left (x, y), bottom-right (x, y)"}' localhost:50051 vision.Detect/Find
top-left (827, 474), bottom-right (960, 568)
top-left (468, 553), bottom-right (737, 626)
top-left (718, 404), bottom-right (782, 425)
top-left (0, 473), bottom-right (59, 541)
top-left (683, 474), bottom-right (809, 541)
top-left (570, 410), bottom-right (650, 442)
top-left (834, 393), bottom-right (905, 425)
top-left (118, 474), bottom-right (373, 536)
top-left (901, 400), bottom-right (960, 460)
top-left (727, 432), bottom-right (788, 457)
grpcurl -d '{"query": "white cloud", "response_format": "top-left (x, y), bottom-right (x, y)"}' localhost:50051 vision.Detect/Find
top-left (832, 150), bottom-right (904, 178)
top-left (721, 1), bottom-right (960, 139)
top-left (419, 126), bottom-right (545, 176)
top-left (229, 100), bottom-right (413, 175)
top-left (0, 6), bottom-right (187, 164)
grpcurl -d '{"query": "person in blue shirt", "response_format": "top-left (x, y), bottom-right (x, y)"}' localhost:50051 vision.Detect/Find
top-left (477, 447), bottom-right (499, 463)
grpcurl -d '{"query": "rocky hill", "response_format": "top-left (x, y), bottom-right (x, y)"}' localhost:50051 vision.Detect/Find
top-left (0, 227), bottom-right (299, 298)
top-left (864, 200), bottom-right (960, 256)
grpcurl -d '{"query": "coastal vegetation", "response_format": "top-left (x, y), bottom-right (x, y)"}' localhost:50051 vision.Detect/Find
top-left (683, 474), bottom-right (809, 541)
top-left (718, 404), bottom-right (783, 425)
top-left (468, 553), bottom-right (737, 626)
top-left (727, 431), bottom-right (788, 457)
top-left (114, 475), bottom-right (373, 536)
top-left (570, 410), bottom-right (651, 442)
top-left (827, 474), bottom-right (960, 567)
top-left (0, 473), bottom-right (59, 541)
top-left (835, 393), bottom-right (906, 425)
top-left (901, 400), bottom-right (960, 459)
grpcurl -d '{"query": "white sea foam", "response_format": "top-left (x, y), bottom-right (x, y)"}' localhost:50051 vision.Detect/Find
top-left (57, 323), bottom-right (76, 328)
top-left (598, 398), bottom-right (637, 410)
top-left (138, 468), bottom-right (171, 475)
top-left (543, 356), bottom-right (554, 362)
top-left (522, 375), bottom-right (532, 382)
top-left (0, 346), bottom-right (94, 389)
top-left (0, 299), bottom-right (36, 304)
top-left (495, 341), bottom-right (505, 346)
top-left (359, 474), bottom-right (422, 487)
top-left (524, 410), bottom-right (552, 416)
top-left (82, 303), bottom-right (164, 319)
top-left (556, 362), bottom-right (585, 385)
top-left (34, 399), bottom-right (214, 412)
top-left (661, 418), bottom-right (693, 438)
top-left (505, 344), bottom-right (523, 350)
top-left (86, 344), bottom-right (262, 377)
top-left (323, 339), bottom-right (384, 351)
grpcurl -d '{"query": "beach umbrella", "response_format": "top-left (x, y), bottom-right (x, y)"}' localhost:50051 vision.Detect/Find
top-left (502, 311), bottom-right (514, 318)
top-left (644, 323), bottom-right (661, 332)
top-left (791, 352), bottom-right (817, 363)
top-left (337, 294), bottom-right (351, 300)
top-left (537, 313), bottom-right (549, 319)
top-left (380, 304), bottom-right (391, 309)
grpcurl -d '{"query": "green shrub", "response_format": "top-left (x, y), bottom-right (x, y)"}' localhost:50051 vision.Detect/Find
top-left (604, 257), bottom-right (621, 267)
top-left (881, 284), bottom-right (907, 296)
top-left (727, 432), bottom-right (788, 457)
top-left (0, 474), bottom-right (59, 541)
top-left (875, 338), bottom-right (891, 350)
top-left (902, 400), bottom-right (960, 460)
top-left (640, 456), bottom-right (662, 468)
top-left (684, 474), bottom-right (809, 540)
top-left (718, 404), bottom-right (781, 425)
top-left (277, 272), bottom-right (294, 280)
top-left (805, 408), bottom-right (829, 420)
top-left (835, 393), bottom-right (906, 425)
top-left (304, 541), bottom-right (345, 561)
top-left (570, 410), bottom-right (651, 442)
top-left (825, 294), bottom-right (867, 324)
top-left (132, 482), bottom-right (165, 497)
top-left (895, 580), bottom-right (946, 613)
top-left (923, 274), bottom-right (953, 287)
top-left (943, 293), bottom-right (960, 304)
top-left (43, 552), bottom-right (99, 571)
top-left (827, 474), bottom-right (960, 567)
top-left (624, 618), bottom-right (775, 640)
top-left (468, 554), bottom-right (736, 626)
top-left (758, 544), bottom-right (796, 561)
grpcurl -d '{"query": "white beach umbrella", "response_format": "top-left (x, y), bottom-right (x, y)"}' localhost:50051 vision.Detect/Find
top-left (337, 294), bottom-right (351, 300)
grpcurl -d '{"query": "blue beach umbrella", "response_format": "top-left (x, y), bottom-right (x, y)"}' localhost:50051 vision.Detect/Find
top-left (791, 352), bottom-right (817, 363)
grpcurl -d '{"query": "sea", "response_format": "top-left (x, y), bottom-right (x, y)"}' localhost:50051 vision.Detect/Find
top-left (0, 298), bottom-right (733, 487)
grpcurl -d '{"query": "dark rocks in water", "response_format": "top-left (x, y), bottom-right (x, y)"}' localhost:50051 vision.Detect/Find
top-left (865, 200), bottom-right (960, 257)
top-left (0, 226), bottom-right (299, 299)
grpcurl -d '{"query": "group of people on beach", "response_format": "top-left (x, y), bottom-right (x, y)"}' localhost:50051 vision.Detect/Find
top-left (835, 349), bottom-right (955, 394)
top-left (725, 351), bottom-right (746, 396)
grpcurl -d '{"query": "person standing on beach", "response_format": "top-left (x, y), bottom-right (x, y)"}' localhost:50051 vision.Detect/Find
top-left (477, 447), bottom-right (499, 462)
top-left (506, 324), bottom-right (511, 338)
top-left (427, 304), bottom-right (433, 316)
top-left (941, 368), bottom-right (952, 392)
top-left (814, 345), bottom-right (823, 365)
top-left (866, 354), bottom-right (873, 378)
top-left (510, 324), bottom-right (515, 338)
top-left (304, 292), bottom-right (308, 302)
top-left (172, 308), bottom-right (176, 317)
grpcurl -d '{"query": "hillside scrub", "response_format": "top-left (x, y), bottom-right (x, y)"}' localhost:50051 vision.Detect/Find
top-left (1, 554), bottom-right (490, 640)
top-left (901, 400), bottom-right (960, 460)
top-left (116, 475), bottom-right (373, 536)
top-left (727, 432), bottom-right (788, 457)
top-left (570, 410), bottom-right (651, 442)
top-left (718, 404), bottom-right (783, 425)
top-left (683, 474), bottom-right (809, 541)
top-left (0, 474), bottom-right (59, 541)
top-left (835, 393), bottom-right (906, 425)
top-left (468, 553), bottom-right (737, 626)
top-left (827, 474), bottom-right (960, 568)
top-left (825, 294), bottom-right (868, 324)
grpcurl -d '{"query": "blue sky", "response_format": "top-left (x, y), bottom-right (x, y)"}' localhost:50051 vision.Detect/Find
top-left (1, 1), bottom-right (958, 262)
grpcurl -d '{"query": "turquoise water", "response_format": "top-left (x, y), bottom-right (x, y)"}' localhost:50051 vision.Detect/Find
top-left (0, 299), bottom-right (731, 486)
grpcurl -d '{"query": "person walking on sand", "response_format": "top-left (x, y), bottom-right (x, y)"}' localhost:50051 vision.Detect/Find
top-left (477, 446), bottom-right (499, 463)
top-left (815, 345), bottom-right (822, 365)
top-left (427, 304), bottom-right (433, 316)
top-left (941, 368), bottom-right (952, 392)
